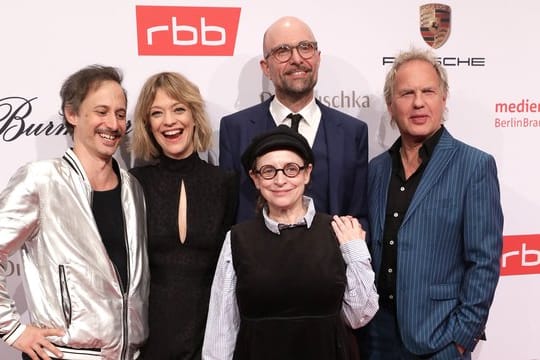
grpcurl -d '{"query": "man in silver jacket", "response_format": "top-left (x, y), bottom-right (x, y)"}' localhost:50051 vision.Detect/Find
top-left (0, 65), bottom-right (149, 360)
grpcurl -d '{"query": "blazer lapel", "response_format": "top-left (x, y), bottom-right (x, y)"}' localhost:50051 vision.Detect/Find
top-left (319, 103), bottom-right (344, 214)
top-left (375, 157), bottom-right (392, 238)
top-left (401, 128), bottom-right (457, 226)
top-left (249, 97), bottom-right (275, 131)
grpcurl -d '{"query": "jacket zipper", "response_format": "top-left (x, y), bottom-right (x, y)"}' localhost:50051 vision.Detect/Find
top-left (119, 191), bottom-right (130, 360)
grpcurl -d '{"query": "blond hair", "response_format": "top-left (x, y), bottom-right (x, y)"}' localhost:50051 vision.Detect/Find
top-left (131, 72), bottom-right (212, 161)
top-left (383, 47), bottom-right (449, 106)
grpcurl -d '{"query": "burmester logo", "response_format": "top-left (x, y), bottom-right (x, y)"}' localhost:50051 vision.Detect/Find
top-left (420, 3), bottom-right (451, 49)
top-left (0, 96), bottom-right (133, 142)
top-left (501, 234), bottom-right (540, 276)
top-left (0, 96), bottom-right (66, 141)
top-left (136, 6), bottom-right (241, 56)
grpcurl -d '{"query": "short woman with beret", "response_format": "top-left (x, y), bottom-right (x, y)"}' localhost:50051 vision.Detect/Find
top-left (202, 125), bottom-right (378, 360)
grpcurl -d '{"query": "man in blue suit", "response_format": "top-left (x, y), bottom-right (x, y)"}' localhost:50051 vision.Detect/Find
top-left (219, 16), bottom-right (369, 224)
top-left (359, 48), bottom-right (503, 359)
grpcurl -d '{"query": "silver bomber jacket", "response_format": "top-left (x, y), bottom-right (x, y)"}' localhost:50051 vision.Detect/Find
top-left (0, 149), bottom-right (149, 359)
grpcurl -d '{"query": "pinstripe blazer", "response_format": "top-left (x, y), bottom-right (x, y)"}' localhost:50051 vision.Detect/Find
top-left (367, 128), bottom-right (503, 354)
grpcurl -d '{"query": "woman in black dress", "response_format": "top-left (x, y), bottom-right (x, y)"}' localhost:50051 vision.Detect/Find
top-left (130, 72), bottom-right (236, 359)
top-left (202, 125), bottom-right (378, 360)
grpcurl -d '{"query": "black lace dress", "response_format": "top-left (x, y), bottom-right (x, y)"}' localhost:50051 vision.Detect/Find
top-left (130, 152), bottom-right (237, 360)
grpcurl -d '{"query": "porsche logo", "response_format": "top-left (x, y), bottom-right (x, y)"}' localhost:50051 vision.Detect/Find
top-left (420, 4), bottom-right (451, 49)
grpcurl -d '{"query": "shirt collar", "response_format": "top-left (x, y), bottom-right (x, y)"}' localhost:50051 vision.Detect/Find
top-left (269, 96), bottom-right (318, 128)
top-left (262, 196), bottom-right (316, 235)
top-left (389, 125), bottom-right (445, 165)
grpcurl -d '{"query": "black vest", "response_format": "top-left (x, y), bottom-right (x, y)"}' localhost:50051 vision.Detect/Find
top-left (230, 213), bottom-right (350, 360)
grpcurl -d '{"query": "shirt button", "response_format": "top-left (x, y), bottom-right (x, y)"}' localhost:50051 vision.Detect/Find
top-left (389, 240), bottom-right (395, 245)
top-left (388, 268), bottom-right (393, 273)
top-left (393, 212), bottom-right (399, 218)
top-left (400, 186), bottom-right (405, 192)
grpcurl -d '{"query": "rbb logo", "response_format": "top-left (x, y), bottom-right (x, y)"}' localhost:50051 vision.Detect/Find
top-left (501, 234), bottom-right (540, 276)
top-left (136, 6), bottom-right (241, 56)
top-left (148, 17), bottom-right (225, 47)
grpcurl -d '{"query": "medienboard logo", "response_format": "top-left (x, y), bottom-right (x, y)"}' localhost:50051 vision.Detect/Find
top-left (136, 6), bottom-right (241, 56)
top-left (501, 234), bottom-right (540, 276)
top-left (494, 99), bottom-right (540, 129)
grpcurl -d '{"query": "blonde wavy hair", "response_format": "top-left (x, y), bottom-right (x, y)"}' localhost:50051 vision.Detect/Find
top-left (130, 72), bottom-right (212, 161)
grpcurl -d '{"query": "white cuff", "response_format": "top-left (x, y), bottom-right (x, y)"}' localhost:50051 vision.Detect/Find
top-left (3, 323), bottom-right (26, 346)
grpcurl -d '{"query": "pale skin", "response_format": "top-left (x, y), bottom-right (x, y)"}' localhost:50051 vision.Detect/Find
top-left (388, 59), bottom-right (446, 180)
top-left (259, 16), bottom-right (321, 113)
top-left (13, 327), bottom-right (65, 360)
top-left (65, 80), bottom-right (127, 191)
top-left (13, 80), bottom-right (127, 359)
top-left (331, 215), bottom-right (366, 245)
top-left (148, 88), bottom-right (195, 160)
top-left (249, 150), bottom-right (365, 243)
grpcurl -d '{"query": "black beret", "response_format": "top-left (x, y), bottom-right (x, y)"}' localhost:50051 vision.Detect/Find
top-left (241, 125), bottom-right (314, 174)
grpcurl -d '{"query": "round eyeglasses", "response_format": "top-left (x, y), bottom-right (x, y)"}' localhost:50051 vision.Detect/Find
top-left (264, 41), bottom-right (318, 63)
top-left (255, 163), bottom-right (306, 180)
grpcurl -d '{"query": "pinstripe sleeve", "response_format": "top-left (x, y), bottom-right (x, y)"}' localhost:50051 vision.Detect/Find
top-left (451, 153), bottom-right (503, 350)
top-left (202, 232), bottom-right (239, 360)
top-left (340, 239), bottom-right (379, 329)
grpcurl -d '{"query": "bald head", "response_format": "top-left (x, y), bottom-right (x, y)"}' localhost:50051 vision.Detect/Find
top-left (260, 16), bottom-right (320, 109)
top-left (263, 16), bottom-right (316, 56)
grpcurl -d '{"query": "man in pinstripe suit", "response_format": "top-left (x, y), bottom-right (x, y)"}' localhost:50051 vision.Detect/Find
top-left (358, 48), bottom-right (503, 359)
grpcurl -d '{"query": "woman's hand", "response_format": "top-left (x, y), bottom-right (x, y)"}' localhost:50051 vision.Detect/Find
top-left (331, 215), bottom-right (365, 245)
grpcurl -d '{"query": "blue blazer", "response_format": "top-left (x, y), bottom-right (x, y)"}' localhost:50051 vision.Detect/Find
top-left (219, 96), bottom-right (368, 224)
top-left (367, 128), bottom-right (503, 354)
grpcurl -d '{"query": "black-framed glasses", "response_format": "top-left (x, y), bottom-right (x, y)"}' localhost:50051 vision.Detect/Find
top-left (264, 41), bottom-right (318, 63)
top-left (254, 163), bottom-right (306, 180)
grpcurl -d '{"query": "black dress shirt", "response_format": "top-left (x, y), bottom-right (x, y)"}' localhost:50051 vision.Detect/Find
top-left (377, 126), bottom-right (444, 308)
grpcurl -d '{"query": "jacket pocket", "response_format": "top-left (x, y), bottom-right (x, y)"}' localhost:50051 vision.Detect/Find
top-left (58, 265), bottom-right (72, 326)
top-left (429, 283), bottom-right (460, 300)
